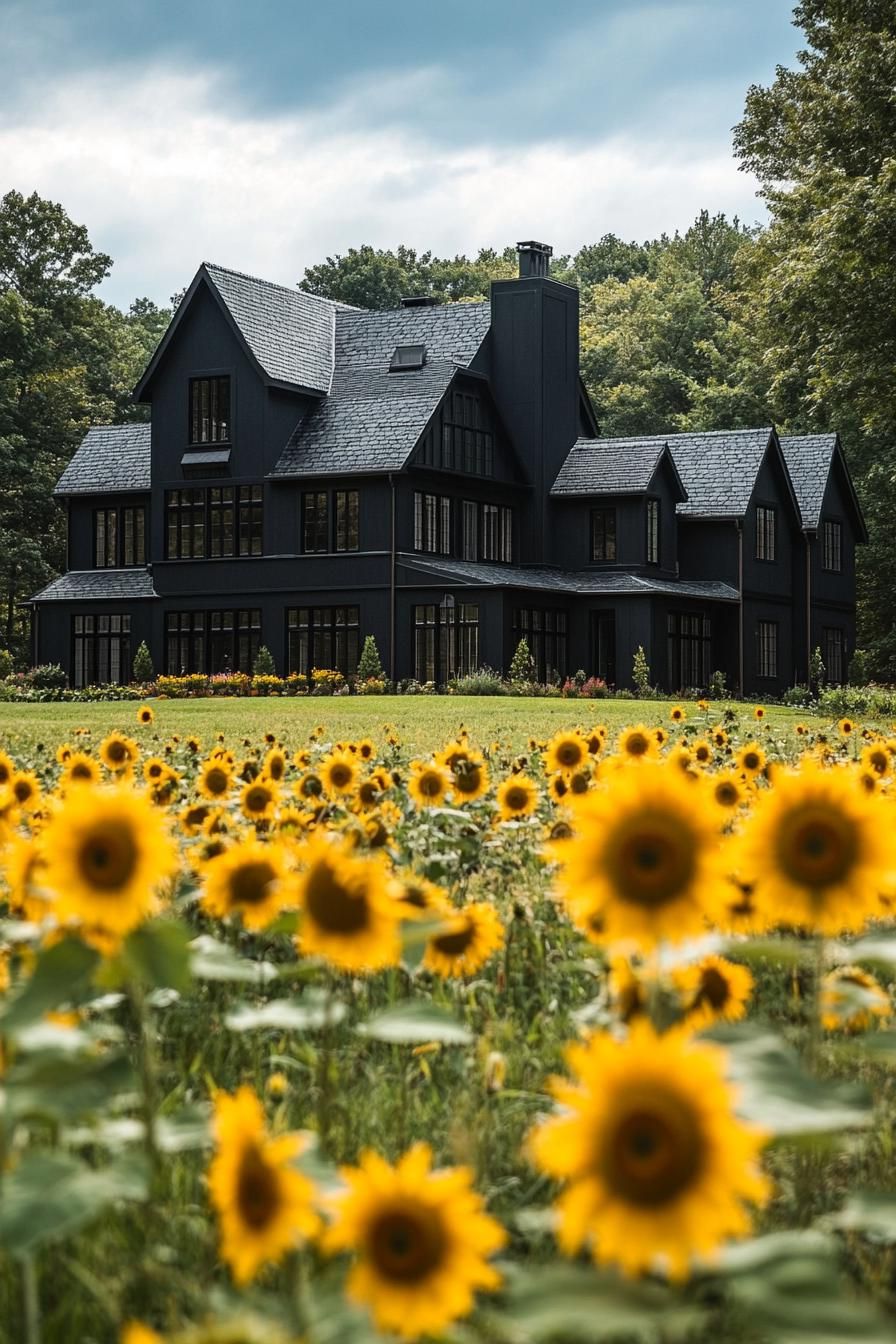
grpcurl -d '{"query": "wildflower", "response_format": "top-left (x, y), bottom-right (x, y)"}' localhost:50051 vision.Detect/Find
top-left (528, 1023), bottom-right (769, 1279)
top-left (325, 1143), bottom-right (505, 1340)
top-left (60, 752), bottom-right (101, 788)
top-left (10, 771), bottom-right (41, 812)
top-left (451, 754), bottom-right (490, 802)
top-left (670, 706), bottom-right (686, 724)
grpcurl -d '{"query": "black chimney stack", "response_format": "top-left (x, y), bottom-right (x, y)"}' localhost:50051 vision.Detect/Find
top-left (516, 240), bottom-right (552, 278)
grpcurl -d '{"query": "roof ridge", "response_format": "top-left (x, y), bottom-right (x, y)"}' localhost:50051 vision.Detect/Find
top-left (337, 299), bottom-right (491, 321)
top-left (202, 261), bottom-right (346, 313)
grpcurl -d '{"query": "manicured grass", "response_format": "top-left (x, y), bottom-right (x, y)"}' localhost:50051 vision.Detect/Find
top-left (0, 695), bottom-right (821, 756)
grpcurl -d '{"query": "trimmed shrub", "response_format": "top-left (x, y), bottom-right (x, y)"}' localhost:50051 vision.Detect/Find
top-left (357, 635), bottom-right (386, 683)
top-left (132, 641), bottom-right (154, 683)
top-left (253, 645), bottom-right (276, 676)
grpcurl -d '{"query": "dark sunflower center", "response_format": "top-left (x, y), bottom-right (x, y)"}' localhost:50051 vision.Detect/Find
top-left (550, 821), bottom-right (573, 840)
top-left (369, 1205), bottom-right (447, 1283)
top-left (504, 786), bottom-right (530, 811)
top-left (453, 765), bottom-right (482, 795)
top-left (602, 1090), bottom-right (703, 1207)
top-left (13, 780), bottom-right (33, 803)
top-left (625, 734), bottom-right (649, 756)
top-left (78, 823), bottom-right (139, 892)
top-left (107, 742), bottom-right (127, 763)
top-left (715, 782), bottom-right (739, 807)
top-left (695, 746), bottom-right (710, 762)
top-left (418, 771), bottom-right (444, 798)
top-left (570, 772), bottom-right (589, 795)
top-left (557, 742), bottom-right (582, 767)
top-left (328, 763), bottom-right (353, 789)
top-left (236, 1141), bottom-right (281, 1230)
top-left (432, 917), bottom-right (475, 957)
top-left (305, 858), bottom-right (369, 933)
top-left (400, 883), bottom-right (429, 909)
top-left (231, 860), bottom-right (277, 907)
top-left (204, 767), bottom-right (229, 796)
top-left (245, 786), bottom-right (272, 814)
top-left (268, 758), bottom-right (285, 780)
top-left (358, 781), bottom-right (380, 805)
top-left (696, 967), bottom-right (730, 1010)
top-left (776, 804), bottom-right (858, 888)
top-left (610, 814), bottom-right (696, 908)
top-left (300, 774), bottom-right (323, 798)
top-left (743, 752), bottom-right (760, 771)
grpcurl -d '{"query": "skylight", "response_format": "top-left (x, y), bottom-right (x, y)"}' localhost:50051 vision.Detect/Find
top-left (389, 343), bottom-right (426, 372)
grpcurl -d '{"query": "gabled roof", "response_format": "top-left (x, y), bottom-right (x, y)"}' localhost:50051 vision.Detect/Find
top-left (397, 554), bottom-right (739, 602)
top-left (134, 262), bottom-right (343, 399)
top-left (271, 303), bottom-right (490, 479)
top-left (54, 424), bottom-right (151, 497)
top-left (779, 433), bottom-right (868, 539)
top-left (551, 438), bottom-right (686, 498)
top-left (665, 428), bottom-right (778, 518)
top-left (30, 569), bottom-right (157, 602)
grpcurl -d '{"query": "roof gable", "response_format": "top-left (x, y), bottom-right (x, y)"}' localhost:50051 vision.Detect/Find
top-left (134, 263), bottom-right (341, 399)
top-left (54, 424), bottom-right (151, 497)
top-left (779, 433), bottom-right (867, 540)
top-left (551, 437), bottom-right (685, 499)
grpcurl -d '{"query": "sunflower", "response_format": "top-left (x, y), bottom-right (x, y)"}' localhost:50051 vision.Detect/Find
top-left (670, 706), bottom-right (686, 724)
top-left (584, 728), bottom-right (606, 757)
top-left (607, 957), bottom-right (647, 1024)
top-left (423, 902), bottom-right (504, 977)
top-left (196, 759), bottom-right (233, 801)
top-left (355, 738), bottom-right (377, 762)
top-left (178, 801), bottom-right (213, 835)
top-left (201, 838), bottom-right (292, 931)
top-left (861, 743), bottom-right (890, 778)
top-left (0, 750), bottom-right (14, 786)
top-left (548, 773), bottom-right (570, 804)
top-left (324, 1142), bottom-right (505, 1340)
top-left (136, 705), bottom-right (154, 726)
top-left (821, 966), bottom-right (890, 1033)
top-left (712, 726), bottom-right (729, 749)
top-left (838, 717), bottom-right (856, 736)
top-left (496, 774), bottom-right (539, 821)
top-left (356, 767), bottom-right (392, 810)
top-left (711, 770), bottom-right (747, 814)
top-left (293, 835), bottom-right (400, 971)
top-left (3, 833), bottom-right (51, 922)
top-left (732, 762), bottom-right (896, 935)
top-left (208, 1085), bottom-right (320, 1285)
top-left (239, 776), bottom-right (280, 822)
top-left (39, 785), bottom-right (178, 937)
top-left (451, 755), bottom-right (490, 803)
top-left (10, 770), bottom-right (41, 812)
top-left (691, 739), bottom-right (713, 767)
top-left (718, 875), bottom-right (767, 934)
top-left (528, 1022), bottom-right (769, 1280)
top-left (121, 1325), bottom-right (163, 1344)
top-left (545, 730), bottom-right (587, 776)
top-left (753, 706), bottom-right (766, 721)
top-left (320, 750), bottom-right (359, 797)
top-left (555, 762), bottom-right (726, 949)
top-left (653, 726), bottom-right (669, 748)
top-left (674, 955), bottom-right (754, 1028)
top-left (616, 725), bottom-right (659, 762)
top-left (99, 732), bottom-right (139, 775)
top-left (142, 756), bottom-right (168, 785)
top-left (408, 760), bottom-right (452, 809)
top-left (390, 870), bottom-right (449, 919)
top-left (735, 743), bottom-right (766, 777)
top-left (60, 752), bottom-right (101, 788)
top-left (262, 747), bottom-right (288, 782)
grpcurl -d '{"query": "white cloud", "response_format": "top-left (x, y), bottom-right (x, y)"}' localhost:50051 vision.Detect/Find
top-left (0, 63), bottom-right (764, 307)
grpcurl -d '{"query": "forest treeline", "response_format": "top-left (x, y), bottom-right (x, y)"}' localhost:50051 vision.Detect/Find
top-left (2, 1), bottom-right (894, 674)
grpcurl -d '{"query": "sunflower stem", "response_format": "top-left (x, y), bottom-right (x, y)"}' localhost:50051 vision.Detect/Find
top-left (316, 973), bottom-right (336, 1156)
top-left (128, 979), bottom-right (163, 1194)
top-left (808, 934), bottom-right (826, 1070)
top-left (288, 1248), bottom-right (311, 1339)
top-left (22, 1253), bottom-right (41, 1344)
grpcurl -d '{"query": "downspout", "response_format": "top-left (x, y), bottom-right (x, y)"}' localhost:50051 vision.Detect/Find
top-left (805, 532), bottom-right (812, 685)
top-left (388, 474), bottom-right (397, 683)
top-left (736, 519), bottom-right (744, 697)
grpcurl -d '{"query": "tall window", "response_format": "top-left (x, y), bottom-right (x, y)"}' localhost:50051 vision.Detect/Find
top-left (513, 608), bottom-right (568, 682)
top-left (167, 488), bottom-right (263, 559)
top-left (667, 613), bottom-right (712, 689)
top-left (166, 609), bottom-right (260, 674)
top-left (461, 501), bottom-right (478, 561)
top-left (823, 627), bottom-right (844, 684)
top-left (189, 375), bottom-right (230, 444)
top-left (302, 492), bottom-right (329, 553)
top-left (413, 602), bottom-right (479, 683)
top-left (238, 485), bottom-right (263, 556)
top-left (755, 505), bottom-right (777, 561)
top-left (414, 492), bottom-right (451, 554)
top-left (442, 391), bottom-right (494, 475)
top-left (757, 620), bottom-right (778, 679)
top-left (94, 509), bottom-right (117, 568)
top-left (166, 489), bottom-right (206, 559)
top-left (286, 607), bottom-right (360, 677)
top-left (122, 507), bottom-right (146, 567)
top-left (335, 490), bottom-right (360, 551)
top-left (822, 519), bottom-right (842, 572)
top-left (591, 508), bottom-right (617, 562)
top-left (209, 488), bottom-right (235, 558)
top-left (646, 499), bottom-right (660, 565)
top-left (481, 504), bottom-right (512, 562)
top-left (73, 614), bottom-right (130, 687)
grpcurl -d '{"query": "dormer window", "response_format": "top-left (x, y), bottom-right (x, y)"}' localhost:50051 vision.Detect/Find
top-left (389, 344), bottom-right (426, 372)
top-left (190, 375), bottom-right (230, 443)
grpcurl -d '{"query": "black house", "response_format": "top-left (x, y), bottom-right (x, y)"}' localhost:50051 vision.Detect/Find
top-left (29, 242), bottom-right (866, 694)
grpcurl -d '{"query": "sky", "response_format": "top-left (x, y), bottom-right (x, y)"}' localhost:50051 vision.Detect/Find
top-left (0, 0), bottom-right (802, 309)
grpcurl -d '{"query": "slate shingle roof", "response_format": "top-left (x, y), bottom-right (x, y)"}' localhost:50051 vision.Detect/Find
top-left (397, 554), bottom-right (739, 602)
top-left (271, 303), bottom-right (490, 478)
top-left (551, 439), bottom-right (680, 496)
top-left (31, 570), bottom-right (157, 602)
top-left (778, 434), bottom-right (837, 529)
top-left (203, 263), bottom-right (338, 394)
top-left (552, 429), bottom-right (774, 518)
top-left (54, 424), bottom-right (151, 496)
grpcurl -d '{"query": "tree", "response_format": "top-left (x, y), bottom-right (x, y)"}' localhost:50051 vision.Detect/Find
top-left (300, 244), bottom-right (522, 309)
top-left (733, 0), bottom-right (896, 673)
top-left (132, 640), bottom-right (154, 683)
top-left (356, 634), bottom-right (385, 682)
top-left (509, 637), bottom-right (535, 684)
top-left (254, 645), bottom-right (276, 676)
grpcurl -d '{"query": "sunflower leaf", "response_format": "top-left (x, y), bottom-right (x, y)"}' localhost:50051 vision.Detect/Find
top-left (357, 1001), bottom-right (473, 1045)
top-left (0, 1152), bottom-right (147, 1254)
top-left (225, 992), bottom-right (346, 1032)
top-left (189, 934), bottom-right (279, 984)
top-left (0, 937), bottom-right (100, 1034)
top-left (122, 918), bottom-right (192, 992)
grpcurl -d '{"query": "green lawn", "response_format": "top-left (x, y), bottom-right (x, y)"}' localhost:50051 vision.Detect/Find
top-left (0, 695), bottom-right (822, 757)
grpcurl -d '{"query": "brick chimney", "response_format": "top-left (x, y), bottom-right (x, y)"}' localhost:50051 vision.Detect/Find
top-left (516, 240), bottom-right (553, 278)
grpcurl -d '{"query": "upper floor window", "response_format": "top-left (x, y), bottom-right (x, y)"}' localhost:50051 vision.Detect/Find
top-left (94, 506), bottom-right (146, 568)
top-left (822, 519), bottom-right (843, 572)
top-left (757, 620), bottom-right (778, 678)
top-left (302, 489), bottom-right (360, 554)
top-left (335, 490), bottom-right (360, 552)
top-left (646, 498), bottom-right (660, 565)
top-left (417, 386), bottom-right (496, 475)
top-left (414, 491), bottom-right (451, 554)
top-left (166, 487), bottom-right (261, 560)
top-left (755, 504), bottom-right (777, 561)
top-left (461, 500), bottom-right (478, 560)
top-left (591, 507), bottom-right (617, 562)
top-left (482, 503), bottom-right (513, 562)
top-left (303, 492), bottom-right (329, 553)
top-left (189, 375), bottom-right (230, 444)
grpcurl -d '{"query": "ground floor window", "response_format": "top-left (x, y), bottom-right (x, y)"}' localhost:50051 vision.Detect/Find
top-left (286, 606), bottom-right (360, 677)
top-left (756, 620), bottom-right (778, 680)
top-left (823, 626), bottom-right (845, 684)
top-left (73, 613), bottom-right (130, 687)
top-left (512, 608), bottom-right (568, 682)
top-left (166, 609), bottom-right (261, 674)
top-left (667, 612), bottom-right (712, 689)
top-left (413, 601), bottom-right (479, 683)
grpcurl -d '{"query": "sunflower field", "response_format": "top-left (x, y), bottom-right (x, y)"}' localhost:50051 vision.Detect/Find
top-left (2, 703), bottom-right (896, 1343)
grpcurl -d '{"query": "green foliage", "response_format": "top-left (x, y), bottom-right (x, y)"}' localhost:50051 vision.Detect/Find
top-left (508, 636), bottom-right (536, 684)
top-left (131, 639), bottom-right (154, 683)
top-left (849, 647), bottom-right (870, 686)
top-left (0, 648), bottom-right (11, 678)
top-left (253, 644), bottom-right (276, 676)
top-left (632, 645), bottom-right (651, 697)
top-left (300, 242), bottom-right (520, 308)
top-left (356, 633), bottom-right (385, 682)
top-left (810, 645), bottom-right (827, 696)
top-left (449, 666), bottom-right (506, 696)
